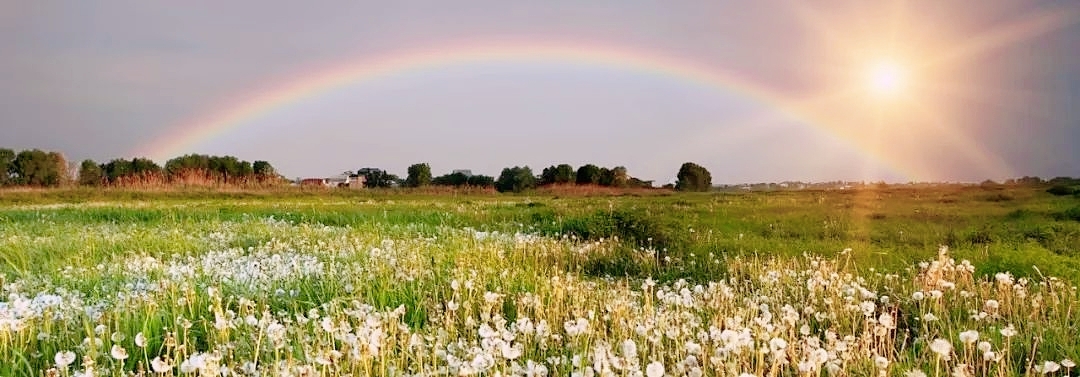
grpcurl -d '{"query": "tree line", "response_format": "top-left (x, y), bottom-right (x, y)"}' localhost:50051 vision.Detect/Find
top-left (388, 161), bottom-right (713, 193)
top-left (0, 148), bottom-right (281, 187)
top-left (1, 146), bottom-right (716, 192)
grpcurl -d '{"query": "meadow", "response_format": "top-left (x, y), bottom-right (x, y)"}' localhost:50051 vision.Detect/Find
top-left (0, 185), bottom-right (1078, 376)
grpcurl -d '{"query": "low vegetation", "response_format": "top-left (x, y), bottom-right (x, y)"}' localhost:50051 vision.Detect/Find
top-left (0, 185), bottom-right (1078, 376)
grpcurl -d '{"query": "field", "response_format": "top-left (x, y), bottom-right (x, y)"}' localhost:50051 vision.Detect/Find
top-left (1, 186), bottom-right (1079, 376)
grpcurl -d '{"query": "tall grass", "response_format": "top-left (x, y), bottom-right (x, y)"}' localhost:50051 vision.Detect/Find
top-left (0, 186), bottom-right (1078, 375)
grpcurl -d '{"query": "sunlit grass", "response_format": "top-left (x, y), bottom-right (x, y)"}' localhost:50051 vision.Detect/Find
top-left (0, 186), bottom-right (1078, 376)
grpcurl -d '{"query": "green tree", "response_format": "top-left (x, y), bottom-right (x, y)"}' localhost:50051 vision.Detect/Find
top-left (253, 160), bottom-right (276, 178)
top-left (467, 175), bottom-right (495, 187)
top-left (405, 163), bottom-right (432, 187)
top-left (102, 158), bottom-right (134, 183)
top-left (12, 149), bottom-right (63, 186)
top-left (540, 164), bottom-right (575, 185)
top-left (0, 148), bottom-right (14, 186)
top-left (78, 159), bottom-right (104, 186)
top-left (433, 172), bottom-right (470, 187)
top-left (675, 162), bottom-right (712, 192)
top-left (357, 168), bottom-right (398, 188)
top-left (495, 166), bottom-right (537, 193)
top-left (628, 177), bottom-right (654, 189)
top-left (130, 158), bottom-right (162, 177)
top-left (576, 164), bottom-right (602, 185)
top-left (600, 166), bottom-right (630, 187)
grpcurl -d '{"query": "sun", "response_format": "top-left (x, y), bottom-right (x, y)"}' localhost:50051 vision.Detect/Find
top-left (867, 61), bottom-right (907, 96)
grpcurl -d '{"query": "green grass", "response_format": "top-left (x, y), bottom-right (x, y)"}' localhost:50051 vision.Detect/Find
top-left (0, 185), bottom-right (1078, 376)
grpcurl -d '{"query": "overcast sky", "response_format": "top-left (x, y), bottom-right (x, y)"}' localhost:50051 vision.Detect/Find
top-left (2, 0), bottom-right (1078, 184)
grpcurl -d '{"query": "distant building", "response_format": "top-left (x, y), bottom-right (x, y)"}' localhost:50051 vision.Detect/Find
top-left (300, 178), bottom-right (329, 187)
top-left (298, 173), bottom-right (365, 189)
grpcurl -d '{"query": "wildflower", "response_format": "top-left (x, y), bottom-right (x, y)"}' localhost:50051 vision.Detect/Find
top-left (646, 361), bottom-right (665, 377)
top-left (769, 337), bottom-right (788, 352)
top-left (879, 313), bottom-right (895, 329)
top-left (501, 342), bottom-right (522, 360)
top-left (1062, 359), bottom-right (1076, 368)
top-left (1037, 361), bottom-right (1061, 374)
top-left (55, 351), bottom-right (76, 369)
top-left (151, 357), bottom-right (171, 373)
top-left (875, 356), bottom-right (889, 369)
top-left (905, 370), bottom-right (928, 377)
top-left (135, 332), bottom-right (147, 348)
top-left (958, 330), bottom-right (979, 344)
top-left (524, 360), bottom-right (548, 377)
top-left (860, 301), bottom-right (876, 316)
top-left (995, 272), bottom-right (1014, 285)
top-left (686, 340), bottom-right (702, 355)
top-left (179, 353), bottom-right (206, 374)
top-left (923, 313), bottom-right (938, 321)
top-left (564, 318), bottom-right (588, 337)
top-left (1000, 325), bottom-right (1017, 337)
top-left (622, 339), bottom-right (638, 357)
top-left (930, 339), bottom-right (953, 359)
top-left (977, 342), bottom-right (992, 353)
top-left (110, 345), bottom-right (128, 360)
top-left (479, 323), bottom-right (498, 339)
top-left (110, 332), bottom-right (125, 343)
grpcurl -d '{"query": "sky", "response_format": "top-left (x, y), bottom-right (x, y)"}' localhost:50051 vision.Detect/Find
top-left (2, 0), bottom-right (1078, 184)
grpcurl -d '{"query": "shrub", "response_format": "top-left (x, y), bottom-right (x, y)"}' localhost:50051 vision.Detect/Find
top-left (1047, 185), bottom-right (1077, 196)
top-left (495, 166), bottom-right (536, 193)
top-left (1065, 206), bottom-right (1080, 222)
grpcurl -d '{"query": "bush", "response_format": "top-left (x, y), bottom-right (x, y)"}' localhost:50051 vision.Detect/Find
top-left (495, 166), bottom-right (536, 193)
top-left (1065, 206), bottom-right (1080, 222)
top-left (979, 193), bottom-right (1013, 202)
top-left (1047, 185), bottom-right (1077, 196)
top-left (557, 209), bottom-right (680, 252)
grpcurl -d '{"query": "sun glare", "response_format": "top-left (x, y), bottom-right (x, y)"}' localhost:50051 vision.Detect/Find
top-left (867, 61), bottom-right (906, 96)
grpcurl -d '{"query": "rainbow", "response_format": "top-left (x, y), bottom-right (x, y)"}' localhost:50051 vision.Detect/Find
top-left (131, 39), bottom-right (1010, 180)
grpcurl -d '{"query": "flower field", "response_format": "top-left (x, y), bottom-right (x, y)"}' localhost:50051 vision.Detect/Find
top-left (1, 189), bottom-right (1078, 376)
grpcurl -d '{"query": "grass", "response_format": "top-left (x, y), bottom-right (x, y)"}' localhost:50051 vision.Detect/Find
top-left (0, 185), bottom-right (1077, 376)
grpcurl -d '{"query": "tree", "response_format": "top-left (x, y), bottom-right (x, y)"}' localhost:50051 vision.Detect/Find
top-left (600, 166), bottom-right (630, 187)
top-left (675, 162), bottom-right (712, 192)
top-left (0, 148), bottom-right (14, 186)
top-left (628, 177), bottom-right (654, 189)
top-left (405, 163), bottom-right (432, 187)
top-left (253, 160), bottom-right (276, 178)
top-left (433, 172), bottom-right (470, 187)
top-left (102, 158), bottom-right (134, 183)
top-left (540, 164), bottom-right (576, 185)
top-left (357, 168), bottom-right (398, 188)
top-left (78, 159), bottom-right (103, 186)
top-left (466, 175), bottom-right (495, 188)
top-left (47, 152), bottom-right (70, 186)
top-left (576, 164), bottom-right (602, 185)
top-left (130, 158), bottom-right (162, 177)
top-left (11, 149), bottom-right (63, 186)
top-left (495, 166), bottom-right (537, 193)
